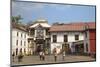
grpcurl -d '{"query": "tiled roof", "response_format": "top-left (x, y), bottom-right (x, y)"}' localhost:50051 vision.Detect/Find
top-left (12, 22), bottom-right (27, 32)
top-left (49, 22), bottom-right (95, 32)
top-left (87, 22), bottom-right (96, 29)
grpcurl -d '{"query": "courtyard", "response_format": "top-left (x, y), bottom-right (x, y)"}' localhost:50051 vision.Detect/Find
top-left (12, 55), bottom-right (95, 66)
top-left (11, 1), bottom-right (96, 67)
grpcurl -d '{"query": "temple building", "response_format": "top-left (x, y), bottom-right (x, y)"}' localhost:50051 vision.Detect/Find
top-left (27, 19), bottom-right (51, 54)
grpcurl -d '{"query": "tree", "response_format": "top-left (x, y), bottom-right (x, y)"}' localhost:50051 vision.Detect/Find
top-left (11, 16), bottom-right (16, 22)
top-left (15, 15), bottom-right (22, 23)
top-left (11, 15), bottom-right (22, 23)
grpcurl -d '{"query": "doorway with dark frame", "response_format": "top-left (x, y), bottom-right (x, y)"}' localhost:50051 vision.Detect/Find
top-left (75, 44), bottom-right (84, 55)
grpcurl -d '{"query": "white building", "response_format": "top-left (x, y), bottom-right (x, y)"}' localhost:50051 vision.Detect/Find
top-left (49, 23), bottom-right (95, 54)
top-left (12, 22), bottom-right (28, 56)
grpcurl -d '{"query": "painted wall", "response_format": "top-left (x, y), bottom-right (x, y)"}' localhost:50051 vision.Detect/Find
top-left (89, 30), bottom-right (96, 53)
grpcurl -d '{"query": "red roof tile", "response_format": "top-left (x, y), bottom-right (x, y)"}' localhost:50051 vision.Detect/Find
top-left (49, 22), bottom-right (95, 32)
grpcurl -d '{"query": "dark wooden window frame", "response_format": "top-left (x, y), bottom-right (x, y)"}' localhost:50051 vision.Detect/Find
top-left (53, 35), bottom-right (57, 43)
top-left (75, 35), bottom-right (79, 40)
top-left (64, 35), bottom-right (68, 42)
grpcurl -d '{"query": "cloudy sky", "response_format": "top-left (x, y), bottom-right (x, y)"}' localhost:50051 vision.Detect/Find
top-left (12, 0), bottom-right (96, 24)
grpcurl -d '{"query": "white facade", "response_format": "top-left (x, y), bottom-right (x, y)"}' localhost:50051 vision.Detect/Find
top-left (50, 32), bottom-right (85, 53)
top-left (12, 28), bottom-right (28, 56)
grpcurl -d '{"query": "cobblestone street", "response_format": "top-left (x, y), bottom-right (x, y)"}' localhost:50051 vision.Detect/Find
top-left (12, 55), bottom-right (95, 66)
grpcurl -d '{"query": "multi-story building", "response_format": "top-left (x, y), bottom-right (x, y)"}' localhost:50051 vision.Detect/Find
top-left (49, 22), bottom-right (96, 55)
top-left (27, 19), bottom-right (51, 54)
top-left (12, 22), bottom-right (28, 56)
top-left (12, 21), bottom-right (96, 56)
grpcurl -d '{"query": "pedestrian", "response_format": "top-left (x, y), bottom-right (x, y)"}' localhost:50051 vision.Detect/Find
top-left (62, 51), bottom-right (66, 61)
top-left (39, 51), bottom-right (43, 61)
top-left (42, 51), bottom-right (45, 61)
top-left (53, 48), bottom-right (57, 62)
top-left (12, 52), bottom-right (15, 62)
top-left (18, 52), bottom-right (23, 62)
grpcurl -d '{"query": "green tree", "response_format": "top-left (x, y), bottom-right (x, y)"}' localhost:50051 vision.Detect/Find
top-left (11, 15), bottom-right (22, 23)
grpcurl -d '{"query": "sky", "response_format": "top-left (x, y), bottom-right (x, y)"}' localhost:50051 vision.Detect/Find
top-left (12, 0), bottom-right (96, 24)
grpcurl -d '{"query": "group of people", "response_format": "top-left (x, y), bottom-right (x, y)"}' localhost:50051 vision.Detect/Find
top-left (53, 48), bottom-right (66, 61)
top-left (12, 48), bottom-right (66, 62)
top-left (39, 48), bottom-right (66, 62)
top-left (53, 48), bottom-right (66, 62)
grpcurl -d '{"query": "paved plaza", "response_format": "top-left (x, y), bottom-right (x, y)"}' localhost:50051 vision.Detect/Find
top-left (12, 55), bottom-right (95, 66)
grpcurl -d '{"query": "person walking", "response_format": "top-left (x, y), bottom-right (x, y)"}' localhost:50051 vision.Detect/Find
top-left (42, 51), bottom-right (45, 61)
top-left (53, 48), bottom-right (57, 62)
top-left (39, 51), bottom-right (43, 61)
top-left (62, 51), bottom-right (66, 61)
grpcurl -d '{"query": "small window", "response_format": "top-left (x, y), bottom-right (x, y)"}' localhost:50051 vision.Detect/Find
top-left (64, 35), bottom-right (68, 42)
top-left (20, 48), bottom-right (22, 53)
top-left (24, 41), bottom-right (26, 46)
top-left (16, 40), bottom-right (18, 46)
top-left (24, 34), bottom-right (26, 38)
top-left (75, 35), bottom-right (79, 40)
top-left (21, 40), bottom-right (22, 46)
top-left (17, 32), bottom-right (18, 37)
top-left (16, 48), bottom-right (18, 55)
top-left (53, 35), bottom-right (57, 43)
top-left (21, 33), bottom-right (22, 37)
